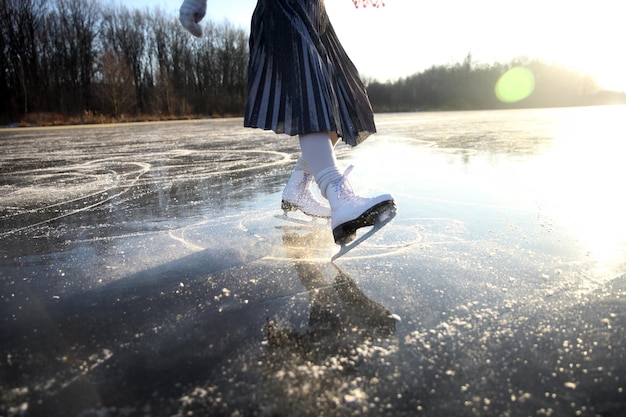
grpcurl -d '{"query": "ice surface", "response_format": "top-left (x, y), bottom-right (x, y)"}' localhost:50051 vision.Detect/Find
top-left (1, 108), bottom-right (625, 416)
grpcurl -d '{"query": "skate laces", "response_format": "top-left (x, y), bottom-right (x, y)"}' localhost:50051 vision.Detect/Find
top-left (332, 165), bottom-right (357, 201)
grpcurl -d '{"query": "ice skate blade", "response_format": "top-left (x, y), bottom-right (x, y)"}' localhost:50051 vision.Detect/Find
top-left (281, 200), bottom-right (331, 220)
top-left (332, 200), bottom-right (395, 245)
top-left (274, 213), bottom-right (327, 226)
top-left (331, 204), bottom-right (397, 262)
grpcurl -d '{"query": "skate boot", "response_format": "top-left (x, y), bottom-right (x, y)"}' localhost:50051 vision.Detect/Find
top-left (321, 166), bottom-right (396, 245)
top-left (281, 167), bottom-right (331, 219)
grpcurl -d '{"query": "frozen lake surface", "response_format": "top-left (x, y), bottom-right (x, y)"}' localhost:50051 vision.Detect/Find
top-left (1, 107), bottom-right (625, 416)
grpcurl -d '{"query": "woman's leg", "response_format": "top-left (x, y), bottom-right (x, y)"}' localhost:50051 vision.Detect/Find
top-left (298, 132), bottom-right (338, 177)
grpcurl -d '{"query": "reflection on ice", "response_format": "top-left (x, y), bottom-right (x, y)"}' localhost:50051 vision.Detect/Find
top-left (260, 231), bottom-right (397, 414)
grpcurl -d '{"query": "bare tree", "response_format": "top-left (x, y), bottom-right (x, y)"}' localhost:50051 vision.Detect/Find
top-left (95, 48), bottom-right (137, 117)
top-left (43, 0), bottom-right (100, 113)
top-left (101, 5), bottom-right (148, 114)
top-left (0, 0), bottom-right (47, 116)
top-left (148, 9), bottom-right (190, 115)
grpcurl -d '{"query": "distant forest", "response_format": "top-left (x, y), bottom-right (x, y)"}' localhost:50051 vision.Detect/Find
top-left (2, 0), bottom-right (625, 126)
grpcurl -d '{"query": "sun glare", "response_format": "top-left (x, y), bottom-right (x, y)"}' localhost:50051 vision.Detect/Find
top-left (534, 107), bottom-right (626, 277)
top-left (495, 67), bottom-right (535, 103)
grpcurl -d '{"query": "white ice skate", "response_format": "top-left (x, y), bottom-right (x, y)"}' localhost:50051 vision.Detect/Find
top-left (326, 166), bottom-right (396, 246)
top-left (280, 168), bottom-right (331, 220)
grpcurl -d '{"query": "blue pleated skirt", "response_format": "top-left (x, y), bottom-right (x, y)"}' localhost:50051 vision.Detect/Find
top-left (244, 0), bottom-right (376, 146)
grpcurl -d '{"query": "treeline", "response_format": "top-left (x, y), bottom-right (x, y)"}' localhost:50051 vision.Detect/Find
top-left (2, 0), bottom-right (624, 126)
top-left (0, 0), bottom-right (247, 125)
top-left (366, 54), bottom-right (625, 112)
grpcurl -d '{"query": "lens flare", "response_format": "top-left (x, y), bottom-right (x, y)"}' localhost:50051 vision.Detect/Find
top-left (495, 67), bottom-right (535, 103)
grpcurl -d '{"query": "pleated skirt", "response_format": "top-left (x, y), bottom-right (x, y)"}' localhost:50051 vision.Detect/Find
top-left (244, 0), bottom-right (376, 146)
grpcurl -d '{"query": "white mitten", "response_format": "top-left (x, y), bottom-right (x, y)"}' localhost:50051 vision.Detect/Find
top-left (179, 0), bottom-right (207, 37)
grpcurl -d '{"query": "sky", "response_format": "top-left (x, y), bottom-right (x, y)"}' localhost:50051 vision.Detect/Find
top-left (126, 0), bottom-right (626, 92)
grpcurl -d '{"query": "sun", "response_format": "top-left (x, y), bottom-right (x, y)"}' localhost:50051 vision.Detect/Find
top-left (549, 45), bottom-right (626, 93)
top-left (581, 61), bottom-right (626, 93)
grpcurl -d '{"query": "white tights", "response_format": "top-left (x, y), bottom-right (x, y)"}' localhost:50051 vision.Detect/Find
top-left (299, 132), bottom-right (343, 199)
